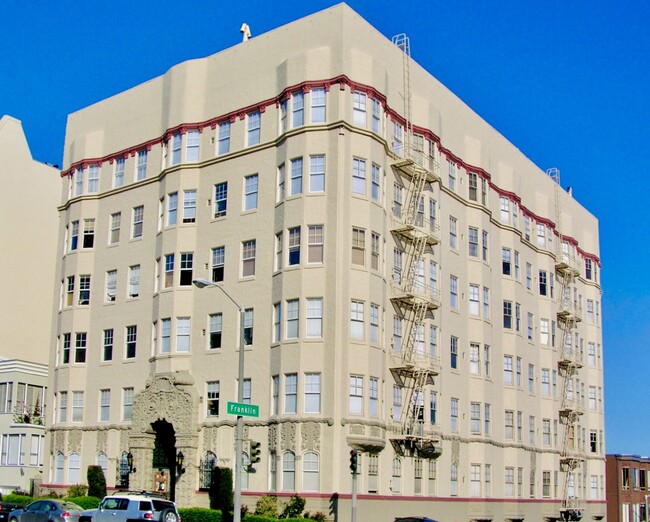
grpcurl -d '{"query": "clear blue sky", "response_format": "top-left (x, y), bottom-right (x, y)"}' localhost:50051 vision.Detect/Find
top-left (2, 0), bottom-right (648, 453)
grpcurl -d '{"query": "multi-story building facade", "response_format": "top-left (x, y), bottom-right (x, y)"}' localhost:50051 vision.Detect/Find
top-left (0, 115), bottom-right (60, 494)
top-left (44, 5), bottom-right (605, 521)
top-left (606, 455), bottom-right (650, 522)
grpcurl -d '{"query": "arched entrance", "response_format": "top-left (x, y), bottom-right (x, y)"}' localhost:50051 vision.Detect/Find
top-left (127, 373), bottom-right (199, 506)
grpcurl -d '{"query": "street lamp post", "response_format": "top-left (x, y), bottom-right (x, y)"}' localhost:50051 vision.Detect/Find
top-left (194, 278), bottom-right (245, 522)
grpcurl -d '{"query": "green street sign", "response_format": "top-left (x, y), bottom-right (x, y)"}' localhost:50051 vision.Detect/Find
top-left (227, 401), bottom-right (259, 418)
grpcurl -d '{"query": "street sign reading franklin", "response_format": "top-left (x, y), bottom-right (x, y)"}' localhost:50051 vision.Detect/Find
top-left (227, 401), bottom-right (259, 418)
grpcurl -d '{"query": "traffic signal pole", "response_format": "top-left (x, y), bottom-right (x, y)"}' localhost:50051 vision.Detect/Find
top-left (350, 449), bottom-right (358, 522)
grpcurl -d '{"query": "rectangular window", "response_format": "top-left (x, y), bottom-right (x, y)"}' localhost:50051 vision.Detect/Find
top-left (166, 192), bottom-right (178, 226)
top-left (541, 369), bottom-right (550, 396)
top-left (450, 398), bottom-right (459, 432)
top-left (307, 225), bottom-right (324, 263)
top-left (292, 91), bottom-right (304, 127)
top-left (482, 230), bottom-right (488, 261)
top-left (468, 227), bottom-right (479, 257)
top-left (504, 355), bottom-right (513, 385)
top-left (353, 91), bottom-right (366, 126)
top-left (176, 317), bottom-right (191, 352)
top-left (242, 379), bottom-right (251, 404)
top-left (100, 389), bottom-right (110, 422)
top-left (500, 197), bottom-right (510, 223)
top-left (125, 325), bottom-right (137, 359)
top-left (136, 149), bottom-right (147, 180)
top-left (288, 227), bottom-right (301, 266)
top-left (290, 157), bottom-right (303, 196)
top-left (244, 309), bottom-right (254, 345)
top-left (585, 258), bottom-right (593, 280)
top-left (83, 218), bottom-right (95, 248)
top-left (272, 375), bottom-right (280, 415)
top-left (66, 276), bottom-right (75, 306)
top-left (503, 300), bottom-right (513, 329)
top-left (242, 240), bottom-right (256, 277)
top-left (286, 299), bottom-right (299, 339)
top-left (450, 336), bottom-right (458, 369)
top-left (273, 303), bottom-right (281, 343)
top-left (502, 248), bottom-right (511, 275)
top-left (218, 121), bottom-right (230, 155)
top-left (186, 129), bottom-right (200, 162)
top-left (247, 111), bottom-right (261, 146)
top-left (72, 391), bottom-right (84, 422)
top-left (311, 88), bottom-right (326, 123)
top-left (469, 343), bottom-right (480, 374)
top-left (285, 373), bottom-right (297, 413)
top-left (78, 275), bottom-right (91, 305)
top-left (160, 318), bottom-right (171, 353)
top-left (109, 212), bottom-right (121, 244)
top-left (103, 329), bottom-right (113, 361)
top-left (539, 270), bottom-right (548, 295)
top-left (371, 163), bottom-right (381, 201)
top-left (516, 303), bottom-right (521, 332)
top-left (371, 98), bottom-right (381, 133)
top-left (180, 252), bottom-right (193, 286)
top-left (528, 364), bottom-right (535, 393)
top-left (468, 172), bottom-right (478, 201)
top-left (352, 228), bottom-right (365, 266)
top-left (306, 298), bottom-right (323, 338)
top-left (74, 332), bottom-right (87, 363)
top-left (70, 221), bottom-right (79, 251)
top-left (132, 206), bottom-right (144, 238)
top-left (449, 216), bottom-right (457, 248)
top-left (244, 174), bottom-right (258, 211)
top-left (164, 254), bottom-right (175, 288)
top-left (470, 402), bottom-right (481, 433)
top-left (58, 391), bottom-right (67, 422)
top-left (505, 410), bottom-right (514, 440)
top-left (123, 387), bottom-right (134, 421)
top-left (211, 246), bottom-right (225, 282)
top-left (304, 373), bottom-right (321, 413)
top-left (309, 155), bottom-right (325, 193)
top-left (128, 265), bottom-right (140, 298)
top-left (214, 182), bottom-right (227, 217)
top-left (209, 313), bottom-right (222, 349)
top-left (182, 190), bottom-right (197, 222)
top-left (448, 160), bottom-right (456, 191)
top-left (469, 284), bottom-right (480, 316)
top-left (349, 376), bottom-right (363, 414)
top-left (207, 381), bottom-right (220, 416)
top-left (114, 157), bottom-right (125, 187)
top-left (171, 133), bottom-right (181, 165)
top-left (527, 312), bottom-right (534, 340)
top-left (543, 419), bottom-right (551, 445)
top-left (87, 164), bottom-right (99, 193)
top-left (371, 232), bottom-right (380, 270)
top-left (350, 300), bottom-right (364, 340)
top-left (537, 223), bottom-right (546, 247)
top-left (450, 275), bottom-right (458, 309)
top-left (352, 158), bottom-right (366, 194)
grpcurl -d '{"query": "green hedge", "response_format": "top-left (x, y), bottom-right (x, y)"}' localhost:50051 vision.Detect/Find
top-left (2, 494), bottom-right (33, 506)
top-left (65, 496), bottom-right (102, 509)
top-left (178, 508), bottom-right (222, 522)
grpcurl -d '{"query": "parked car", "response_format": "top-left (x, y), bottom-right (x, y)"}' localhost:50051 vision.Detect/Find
top-left (8, 500), bottom-right (84, 522)
top-left (79, 493), bottom-right (179, 522)
top-left (0, 499), bottom-right (23, 522)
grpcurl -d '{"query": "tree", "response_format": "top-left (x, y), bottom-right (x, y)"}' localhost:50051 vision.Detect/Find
top-left (210, 466), bottom-right (233, 521)
top-left (87, 465), bottom-right (107, 498)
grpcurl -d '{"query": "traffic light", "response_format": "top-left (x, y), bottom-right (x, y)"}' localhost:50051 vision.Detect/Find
top-left (249, 440), bottom-right (261, 472)
top-left (349, 449), bottom-right (358, 475)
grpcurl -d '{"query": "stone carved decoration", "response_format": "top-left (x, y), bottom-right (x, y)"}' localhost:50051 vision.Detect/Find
top-left (268, 425), bottom-right (278, 451)
top-left (349, 424), bottom-right (365, 435)
top-left (301, 422), bottom-right (320, 452)
top-left (451, 440), bottom-right (460, 464)
top-left (281, 422), bottom-right (296, 451)
top-left (131, 373), bottom-right (198, 435)
top-left (96, 430), bottom-right (107, 452)
top-left (242, 426), bottom-right (249, 440)
top-left (120, 430), bottom-right (129, 450)
top-left (370, 426), bottom-right (381, 438)
top-left (203, 427), bottom-right (218, 453)
top-left (53, 431), bottom-right (65, 455)
top-left (68, 430), bottom-right (82, 453)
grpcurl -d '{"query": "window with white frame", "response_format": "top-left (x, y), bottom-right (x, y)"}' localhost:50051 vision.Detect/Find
top-left (309, 155), bottom-right (325, 193)
top-left (500, 196), bottom-right (510, 223)
top-left (290, 157), bottom-right (302, 196)
top-left (449, 216), bottom-right (457, 248)
top-left (371, 98), bottom-right (381, 133)
top-left (450, 275), bottom-right (458, 309)
top-left (87, 164), bottom-right (99, 193)
top-left (72, 391), bottom-right (84, 422)
top-left (214, 182), bottom-right (227, 217)
top-left (247, 111), bottom-right (261, 146)
top-left (447, 160), bottom-right (455, 191)
top-left (471, 464), bottom-right (481, 496)
top-left (244, 174), bottom-right (258, 211)
top-left (286, 299), bottom-right (299, 339)
top-left (469, 284), bottom-right (480, 316)
top-left (180, 252), bottom-right (193, 286)
top-left (109, 212), bottom-right (121, 244)
top-left (468, 227), bottom-right (479, 257)
top-left (450, 398), bottom-right (459, 432)
top-left (271, 375), bottom-right (279, 415)
top-left (114, 157), bottom-right (125, 187)
top-left (469, 343), bottom-right (480, 375)
top-left (353, 91), bottom-right (366, 126)
top-left (306, 298), bottom-right (323, 338)
top-left (125, 325), bottom-right (137, 359)
top-left (371, 163), bottom-right (380, 201)
top-left (470, 402), bottom-right (481, 433)
top-left (211, 246), bottom-right (225, 282)
top-left (176, 317), bottom-right (190, 352)
top-left (207, 381), bottom-right (220, 416)
top-left (242, 240), bottom-right (256, 277)
top-left (308, 225), bottom-right (324, 263)
top-left (304, 373), bottom-right (321, 413)
top-left (311, 88), bottom-right (326, 123)
top-left (352, 158), bottom-right (366, 195)
top-left (392, 458), bottom-right (402, 493)
top-left (123, 387), bottom-right (133, 421)
top-left (350, 300), bottom-right (364, 339)
top-left (132, 206), bottom-right (144, 239)
top-left (136, 149), bottom-right (147, 180)
top-left (103, 329), bottom-right (113, 361)
top-left (182, 190), bottom-right (197, 223)
top-left (285, 373), bottom-right (297, 414)
top-left (392, 385), bottom-right (402, 420)
top-left (78, 276), bottom-right (91, 305)
top-left (83, 218), bottom-right (95, 248)
top-left (349, 376), bottom-right (363, 414)
top-left (209, 313), bottom-right (222, 349)
top-left (282, 452), bottom-right (295, 491)
top-left (217, 121), bottom-right (230, 155)
top-left (352, 228), bottom-right (365, 266)
top-left (99, 389), bottom-right (110, 422)
top-left (128, 265), bottom-right (140, 298)
top-left (186, 130), bottom-right (200, 162)
top-left (292, 91), bottom-right (304, 127)
top-left (504, 355), bottom-right (513, 385)
top-left (288, 226), bottom-right (301, 266)
top-left (303, 451), bottom-right (320, 492)
top-left (371, 232), bottom-right (380, 270)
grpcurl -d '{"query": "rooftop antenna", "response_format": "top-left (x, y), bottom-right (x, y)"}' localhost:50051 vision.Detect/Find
top-left (240, 23), bottom-right (251, 42)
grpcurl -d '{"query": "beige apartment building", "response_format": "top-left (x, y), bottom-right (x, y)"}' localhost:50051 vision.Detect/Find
top-left (45, 4), bottom-right (605, 521)
top-left (0, 115), bottom-right (60, 494)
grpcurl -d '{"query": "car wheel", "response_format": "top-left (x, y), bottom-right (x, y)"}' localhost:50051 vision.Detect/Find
top-left (159, 510), bottom-right (178, 522)
top-left (10, 518), bottom-right (18, 522)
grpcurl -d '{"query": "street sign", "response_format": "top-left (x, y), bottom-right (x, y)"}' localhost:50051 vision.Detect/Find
top-left (227, 401), bottom-right (259, 418)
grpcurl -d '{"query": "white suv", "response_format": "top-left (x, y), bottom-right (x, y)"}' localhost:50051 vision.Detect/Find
top-left (80, 494), bottom-right (179, 522)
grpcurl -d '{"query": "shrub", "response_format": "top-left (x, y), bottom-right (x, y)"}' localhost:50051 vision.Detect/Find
top-left (178, 508), bottom-right (222, 522)
top-left (278, 495), bottom-right (305, 519)
top-left (65, 496), bottom-right (101, 509)
top-left (309, 513), bottom-right (327, 522)
top-left (209, 467), bottom-right (233, 515)
top-left (66, 485), bottom-right (87, 497)
top-left (254, 495), bottom-right (278, 517)
top-left (87, 465), bottom-right (107, 499)
top-left (243, 515), bottom-right (278, 522)
top-left (2, 493), bottom-right (33, 505)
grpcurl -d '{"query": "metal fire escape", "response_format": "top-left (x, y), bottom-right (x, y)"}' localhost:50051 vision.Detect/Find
top-left (548, 168), bottom-right (585, 521)
top-left (388, 34), bottom-right (441, 459)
